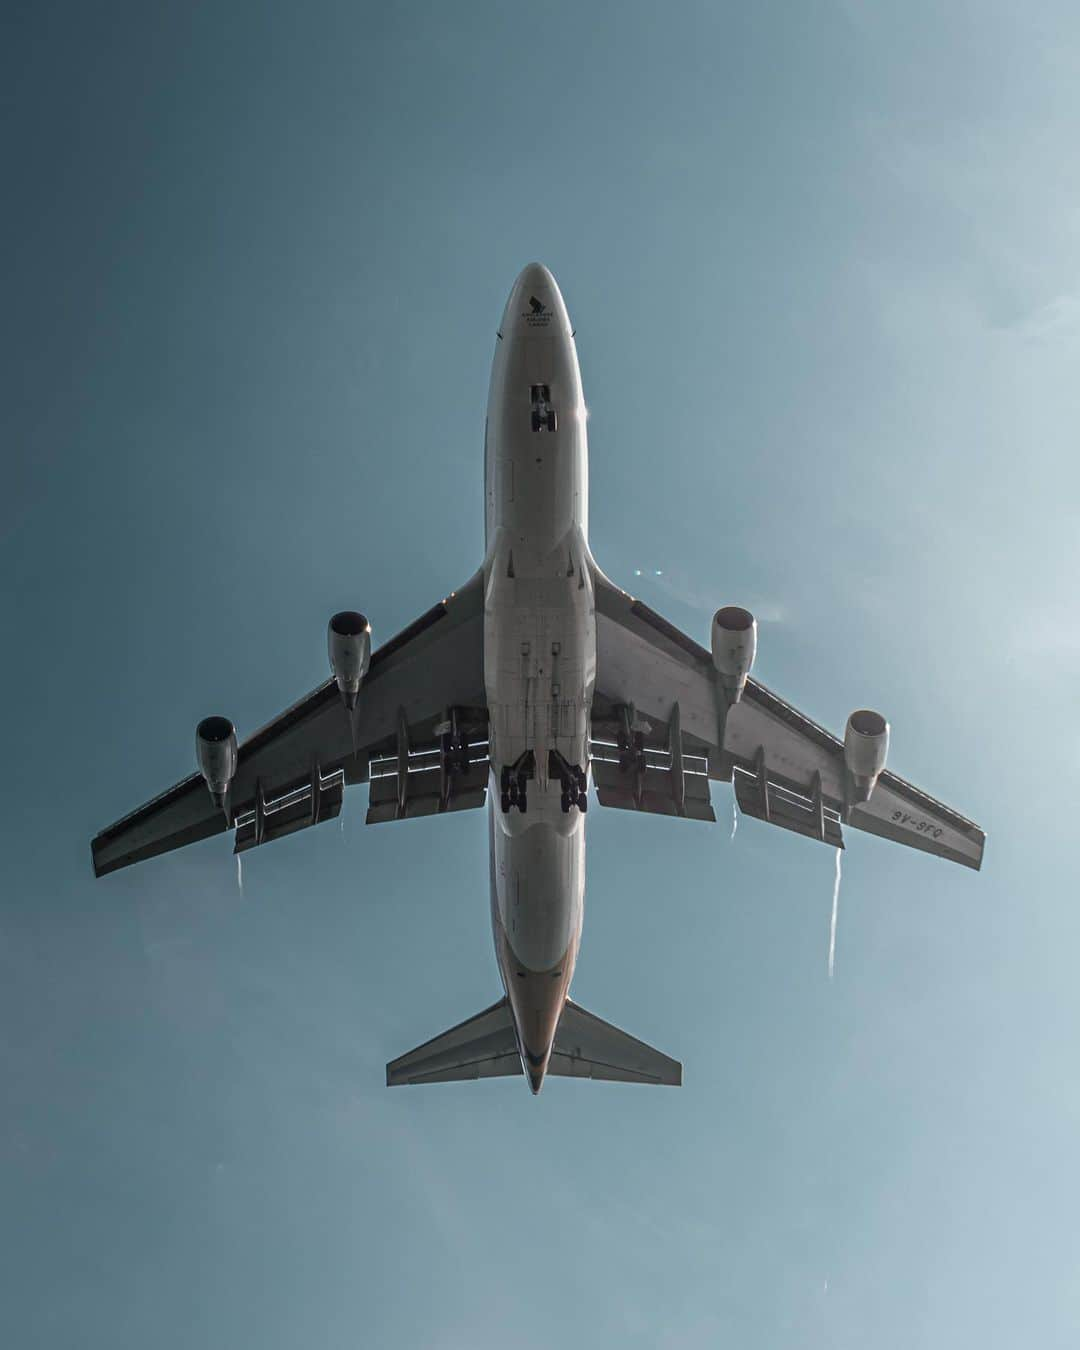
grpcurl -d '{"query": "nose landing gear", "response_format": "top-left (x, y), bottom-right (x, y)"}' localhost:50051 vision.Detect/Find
top-left (530, 384), bottom-right (557, 433)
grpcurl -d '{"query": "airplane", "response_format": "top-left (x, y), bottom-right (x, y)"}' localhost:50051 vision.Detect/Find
top-left (91, 263), bottom-right (986, 1094)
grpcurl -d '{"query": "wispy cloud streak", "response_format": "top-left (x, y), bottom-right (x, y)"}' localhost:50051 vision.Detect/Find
top-left (828, 849), bottom-right (842, 979)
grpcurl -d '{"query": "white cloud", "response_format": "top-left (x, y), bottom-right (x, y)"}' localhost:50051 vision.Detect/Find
top-left (1003, 293), bottom-right (1080, 342)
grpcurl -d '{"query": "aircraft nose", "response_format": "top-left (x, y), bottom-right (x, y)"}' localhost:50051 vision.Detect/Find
top-left (500, 262), bottom-right (572, 338)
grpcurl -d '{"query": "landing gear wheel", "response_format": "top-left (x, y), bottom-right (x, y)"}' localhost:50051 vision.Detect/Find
top-left (577, 792), bottom-right (588, 812)
top-left (518, 791), bottom-right (527, 814)
top-left (500, 791), bottom-right (511, 814)
top-left (561, 791), bottom-right (570, 814)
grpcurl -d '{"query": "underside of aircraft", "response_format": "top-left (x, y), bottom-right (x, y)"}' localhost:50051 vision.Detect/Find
top-left (91, 264), bottom-right (985, 1093)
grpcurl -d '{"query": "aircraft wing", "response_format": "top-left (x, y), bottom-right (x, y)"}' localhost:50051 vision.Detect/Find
top-left (590, 567), bottom-right (985, 870)
top-left (92, 570), bottom-right (489, 877)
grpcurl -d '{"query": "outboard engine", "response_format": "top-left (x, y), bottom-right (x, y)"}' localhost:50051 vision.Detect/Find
top-left (711, 606), bottom-right (757, 704)
top-left (328, 611), bottom-right (371, 710)
top-left (843, 709), bottom-right (889, 808)
top-left (196, 716), bottom-right (238, 814)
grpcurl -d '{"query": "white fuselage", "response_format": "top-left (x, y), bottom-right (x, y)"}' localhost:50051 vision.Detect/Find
top-left (483, 264), bottom-right (595, 1092)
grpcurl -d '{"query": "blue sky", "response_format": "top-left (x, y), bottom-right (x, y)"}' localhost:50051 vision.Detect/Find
top-left (4, 2), bottom-right (1080, 1345)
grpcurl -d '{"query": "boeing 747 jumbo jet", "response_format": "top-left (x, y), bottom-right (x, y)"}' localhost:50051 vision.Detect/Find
top-left (92, 264), bottom-right (985, 1093)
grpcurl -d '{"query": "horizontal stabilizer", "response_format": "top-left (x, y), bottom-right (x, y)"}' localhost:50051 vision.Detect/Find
top-left (386, 997), bottom-right (681, 1088)
top-left (386, 998), bottom-right (521, 1086)
top-left (549, 1000), bottom-right (682, 1085)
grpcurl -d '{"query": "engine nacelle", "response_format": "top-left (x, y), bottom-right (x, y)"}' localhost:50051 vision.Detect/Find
top-left (843, 709), bottom-right (889, 806)
top-left (711, 606), bottom-right (757, 704)
top-left (196, 716), bottom-right (238, 810)
top-left (328, 611), bottom-right (371, 710)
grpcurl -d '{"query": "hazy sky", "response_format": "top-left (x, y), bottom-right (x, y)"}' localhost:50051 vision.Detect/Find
top-left (5, 2), bottom-right (1080, 1346)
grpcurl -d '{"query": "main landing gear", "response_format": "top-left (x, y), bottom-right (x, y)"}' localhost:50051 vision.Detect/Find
top-left (497, 751), bottom-right (588, 815)
top-left (550, 750), bottom-right (588, 814)
top-left (499, 751), bottom-right (535, 815)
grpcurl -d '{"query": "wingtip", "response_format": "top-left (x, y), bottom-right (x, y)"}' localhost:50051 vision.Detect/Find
top-left (90, 838), bottom-right (108, 879)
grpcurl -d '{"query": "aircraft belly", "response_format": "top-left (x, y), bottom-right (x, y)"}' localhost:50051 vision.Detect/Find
top-left (490, 807), bottom-right (584, 973)
top-left (481, 266), bottom-right (593, 1067)
top-left (484, 556), bottom-right (595, 779)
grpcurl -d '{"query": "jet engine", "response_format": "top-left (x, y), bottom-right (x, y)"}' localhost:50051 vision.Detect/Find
top-left (711, 606), bottom-right (757, 704)
top-left (328, 611), bottom-right (371, 710)
top-left (843, 709), bottom-right (889, 806)
top-left (196, 716), bottom-right (238, 811)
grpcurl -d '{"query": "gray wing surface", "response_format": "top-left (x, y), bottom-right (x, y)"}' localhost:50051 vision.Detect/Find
top-left (386, 999), bottom-right (522, 1085)
top-left (591, 566), bottom-right (985, 870)
top-left (387, 998), bottom-right (682, 1087)
top-left (92, 570), bottom-right (487, 876)
top-left (548, 1001), bottom-right (682, 1085)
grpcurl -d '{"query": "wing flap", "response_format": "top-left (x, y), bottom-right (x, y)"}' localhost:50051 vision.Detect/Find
top-left (733, 762), bottom-right (845, 849)
top-left (591, 759), bottom-right (715, 821)
top-left (233, 768), bottom-right (345, 855)
top-left (365, 745), bottom-right (489, 825)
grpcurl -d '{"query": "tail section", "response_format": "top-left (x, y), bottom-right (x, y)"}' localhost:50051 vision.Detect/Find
top-left (386, 996), bottom-right (681, 1088)
top-left (549, 1000), bottom-right (682, 1085)
top-left (386, 998), bottom-right (520, 1086)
